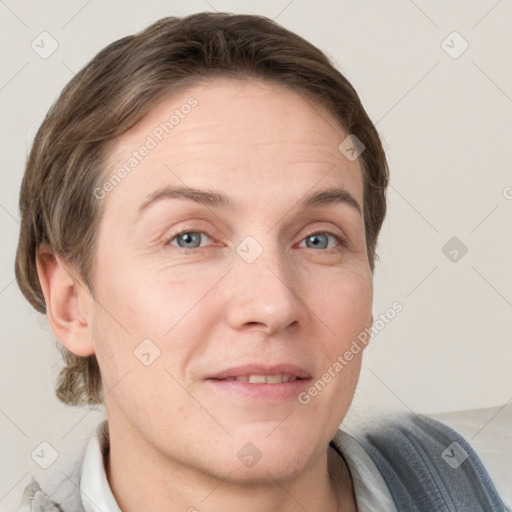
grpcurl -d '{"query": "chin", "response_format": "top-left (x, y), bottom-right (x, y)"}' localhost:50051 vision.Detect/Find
top-left (224, 454), bottom-right (308, 485)
top-left (204, 433), bottom-right (317, 485)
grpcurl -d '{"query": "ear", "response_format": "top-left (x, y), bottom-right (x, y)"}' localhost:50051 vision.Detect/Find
top-left (36, 246), bottom-right (95, 357)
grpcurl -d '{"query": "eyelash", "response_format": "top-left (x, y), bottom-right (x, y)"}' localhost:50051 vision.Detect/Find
top-left (165, 229), bottom-right (348, 253)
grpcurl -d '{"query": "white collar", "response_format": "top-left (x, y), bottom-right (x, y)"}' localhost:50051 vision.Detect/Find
top-left (80, 420), bottom-right (121, 512)
top-left (331, 428), bottom-right (398, 512)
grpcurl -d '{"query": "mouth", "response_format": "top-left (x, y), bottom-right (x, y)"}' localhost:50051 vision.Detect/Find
top-left (210, 373), bottom-right (305, 384)
top-left (205, 364), bottom-right (312, 401)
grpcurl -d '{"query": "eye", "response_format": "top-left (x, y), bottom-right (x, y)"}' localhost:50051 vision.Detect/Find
top-left (298, 231), bottom-right (346, 251)
top-left (165, 229), bottom-right (347, 253)
top-left (167, 230), bottom-right (213, 250)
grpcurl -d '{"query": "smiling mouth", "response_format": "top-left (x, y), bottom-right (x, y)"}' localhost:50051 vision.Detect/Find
top-left (211, 374), bottom-right (307, 384)
top-left (207, 371), bottom-right (311, 401)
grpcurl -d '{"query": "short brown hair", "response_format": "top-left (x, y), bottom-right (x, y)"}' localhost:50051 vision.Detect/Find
top-left (15, 12), bottom-right (389, 407)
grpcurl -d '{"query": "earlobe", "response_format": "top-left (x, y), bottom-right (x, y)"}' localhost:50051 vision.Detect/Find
top-left (36, 247), bottom-right (95, 357)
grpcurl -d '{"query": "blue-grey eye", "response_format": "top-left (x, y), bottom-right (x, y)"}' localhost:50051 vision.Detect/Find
top-left (171, 232), bottom-right (208, 249)
top-left (305, 233), bottom-right (329, 249)
top-left (300, 232), bottom-right (343, 250)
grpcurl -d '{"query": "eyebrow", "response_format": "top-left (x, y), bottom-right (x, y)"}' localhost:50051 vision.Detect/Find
top-left (137, 185), bottom-right (362, 218)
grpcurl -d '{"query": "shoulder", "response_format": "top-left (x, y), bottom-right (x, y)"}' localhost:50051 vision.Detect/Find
top-left (7, 459), bottom-right (85, 512)
top-left (354, 407), bottom-right (511, 511)
top-left (3, 420), bottom-right (106, 512)
top-left (6, 477), bottom-right (65, 512)
top-left (427, 403), bottom-right (512, 510)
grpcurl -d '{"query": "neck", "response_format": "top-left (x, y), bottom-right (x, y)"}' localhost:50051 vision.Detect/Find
top-left (104, 421), bottom-right (357, 512)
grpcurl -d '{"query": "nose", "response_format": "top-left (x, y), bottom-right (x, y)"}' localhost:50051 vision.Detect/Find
top-left (225, 240), bottom-right (302, 336)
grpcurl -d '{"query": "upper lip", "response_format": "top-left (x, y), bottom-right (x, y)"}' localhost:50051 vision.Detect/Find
top-left (206, 364), bottom-right (312, 380)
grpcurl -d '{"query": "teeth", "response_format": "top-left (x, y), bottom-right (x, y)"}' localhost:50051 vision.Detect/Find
top-left (248, 375), bottom-right (267, 383)
top-left (264, 374), bottom-right (282, 384)
top-left (228, 374), bottom-right (298, 384)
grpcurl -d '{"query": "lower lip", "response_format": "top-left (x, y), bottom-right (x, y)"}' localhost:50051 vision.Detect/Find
top-left (205, 378), bottom-right (311, 402)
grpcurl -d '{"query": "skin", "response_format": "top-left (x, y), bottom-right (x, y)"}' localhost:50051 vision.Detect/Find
top-left (37, 77), bottom-right (374, 512)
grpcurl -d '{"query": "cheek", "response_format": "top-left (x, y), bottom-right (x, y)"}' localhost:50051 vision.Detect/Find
top-left (90, 266), bottom-right (209, 391)
top-left (296, 270), bottom-right (371, 409)
top-left (313, 269), bottom-right (373, 346)
top-left (94, 253), bottom-right (197, 336)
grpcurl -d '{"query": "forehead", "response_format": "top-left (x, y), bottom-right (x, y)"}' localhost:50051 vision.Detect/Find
top-left (102, 77), bottom-right (364, 217)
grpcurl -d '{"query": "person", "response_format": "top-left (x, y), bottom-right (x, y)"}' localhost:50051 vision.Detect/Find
top-left (12, 11), bottom-right (510, 512)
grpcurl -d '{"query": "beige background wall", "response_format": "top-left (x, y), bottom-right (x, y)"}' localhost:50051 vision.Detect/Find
top-left (1, 0), bottom-right (511, 508)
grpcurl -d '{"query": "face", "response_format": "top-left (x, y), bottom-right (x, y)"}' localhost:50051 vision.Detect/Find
top-left (88, 77), bottom-right (373, 483)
